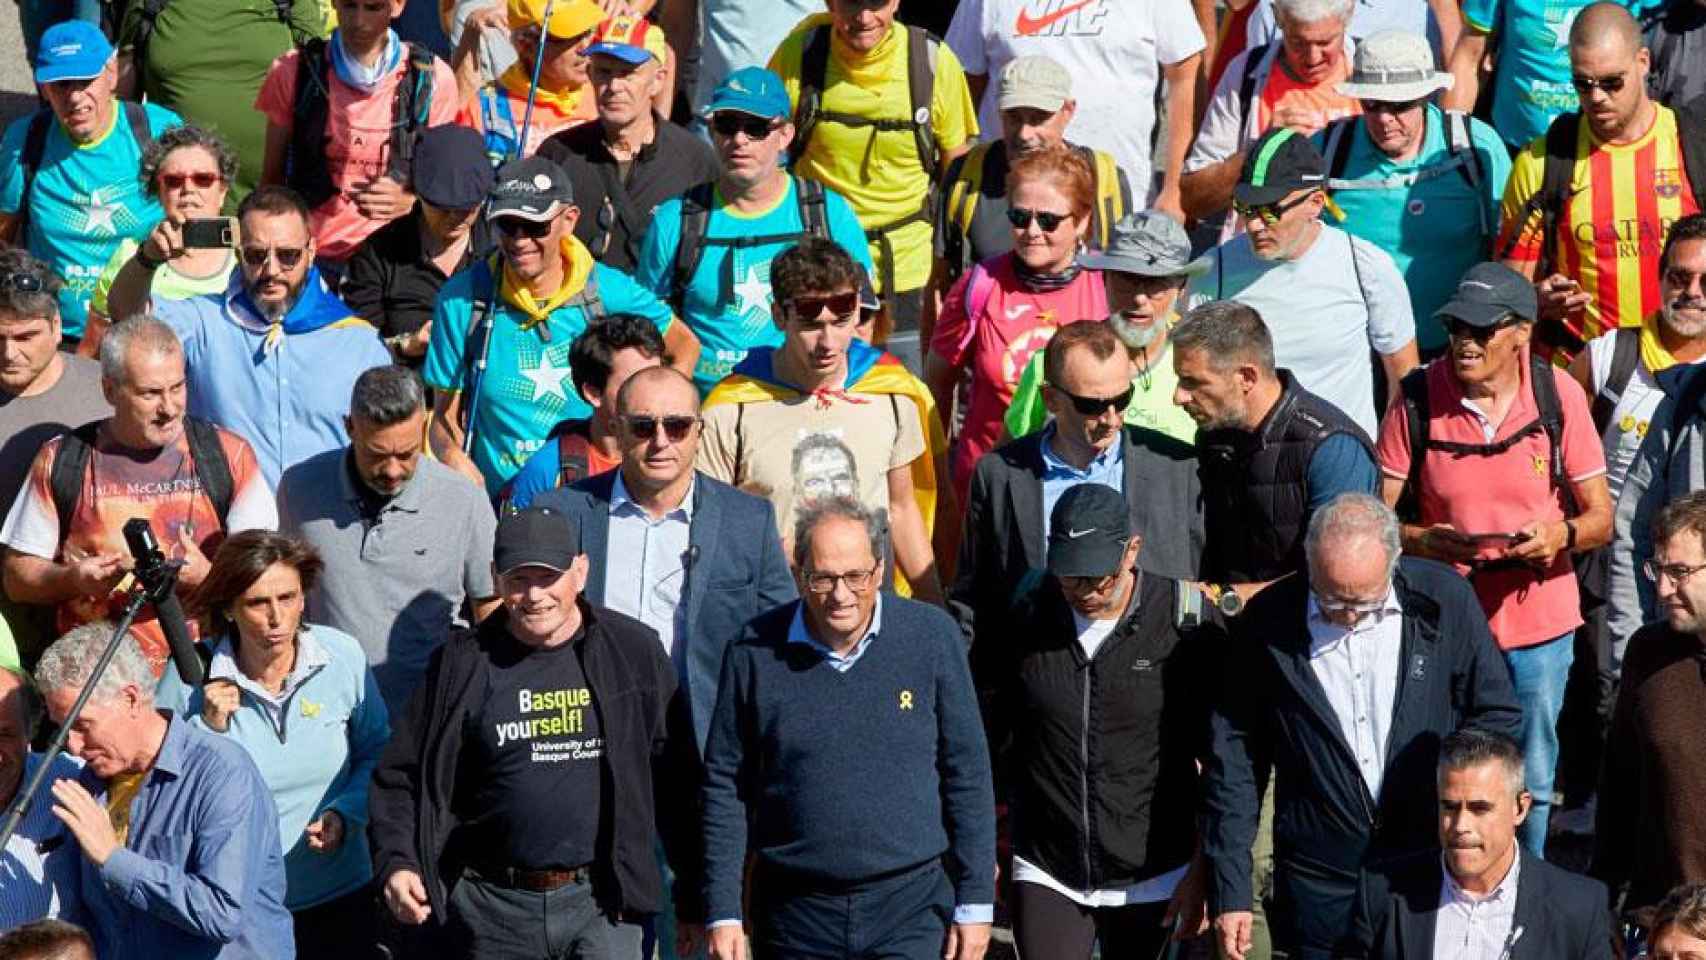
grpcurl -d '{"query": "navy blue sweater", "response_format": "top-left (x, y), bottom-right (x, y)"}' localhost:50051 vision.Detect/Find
top-left (701, 596), bottom-right (996, 922)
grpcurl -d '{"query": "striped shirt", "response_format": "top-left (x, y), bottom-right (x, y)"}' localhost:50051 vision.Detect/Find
top-left (1, 752), bottom-right (87, 930)
top-left (1499, 105), bottom-right (1700, 345)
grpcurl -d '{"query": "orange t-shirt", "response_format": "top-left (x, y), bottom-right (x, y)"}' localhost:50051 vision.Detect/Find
top-left (1255, 55), bottom-right (1360, 137)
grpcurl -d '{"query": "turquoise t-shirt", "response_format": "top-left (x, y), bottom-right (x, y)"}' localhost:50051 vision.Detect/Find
top-left (635, 178), bottom-right (873, 394)
top-left (1314, 106), bottom-right (1512, 354)
top-left (0, 101), bottom-right (182, 337)
top-left (423, 258), bottom-right (675, 496)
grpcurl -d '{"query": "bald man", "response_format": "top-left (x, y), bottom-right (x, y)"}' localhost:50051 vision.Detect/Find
top-left (1496, 1), bottom-right (1701, 360)
top-left (0, 668), bottom-right (86, 931)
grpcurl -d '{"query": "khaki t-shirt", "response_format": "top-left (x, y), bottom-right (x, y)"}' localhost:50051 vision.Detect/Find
top-left (697, 392), bottom-right (926, 549)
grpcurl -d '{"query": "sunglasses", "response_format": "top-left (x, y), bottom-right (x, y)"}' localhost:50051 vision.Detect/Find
top-left (1359, 97), bottom-right (1427, 115)
top-left (789, 290), bottom-right (860, 320)
top-left (622, 414), bottom-right (700, 442)
top-left (1006, 206), bottom-right (1071, 232)
top-left (1444, 315), bottom-right (1515, 343)
top-left (1049, 382), bottom-right (1134, 417)
top-left (494, 217), bottom-right (554, 239)
top-left (158, 171), bottom-right (221, 190)
top-left (239, 246), bottom-right (306, 269)
top-left (710, 112), bottom-right (778, 141)
top-left (1571, 72), bottom-right (1627, 95)
top-left (1232, 190), bottom-right (1317, 227)
top-left (0, 273), bottom-right (45, 293)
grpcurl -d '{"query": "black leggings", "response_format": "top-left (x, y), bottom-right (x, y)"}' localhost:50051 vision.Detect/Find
top-left (1011, 881), bottom-right (1171, 959)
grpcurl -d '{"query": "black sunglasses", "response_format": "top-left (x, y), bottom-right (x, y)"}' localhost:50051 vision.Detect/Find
top-left (1359, 97), bottom-right (1427, 115)
top-left (1571, 72), bottom-right (1627, 95)
top-left (495, 217), bottom-right (554, 239)
top-left (0, 273), bottom-right (45, 293)
top-left (1444, 315), bottom-right (1517, 342)
top-left (622, 414), bottom-right (700, 442)
top-left (239, 246), bottom-right (306, 269)
top-left (1006, 206), bottom-right (1071, 232)
top-left (1232, 190), bottom-right (1317, 227)
top-left (1049, 382), bottom-right (1134, 417)
top-left (789, 290), bottom-right (860, 320)
top-left (710, 112), bottom-right (778, 141)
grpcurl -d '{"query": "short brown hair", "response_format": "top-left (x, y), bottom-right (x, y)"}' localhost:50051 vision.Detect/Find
top-left (1653, 490), bottom-right (1706, 552)
top-left (0, 919), bottom-right (95, 960)
top-left (771, 236), bottom-right (861, 318)
top-left (1042, 321), bottom-right (1121, 385)
top-left (1652, 883), bottom-right (1706, 942)
top-left (189, 530), bottom-right (324, 635)
top-left (1006, 145), bottom-right (1095, 222)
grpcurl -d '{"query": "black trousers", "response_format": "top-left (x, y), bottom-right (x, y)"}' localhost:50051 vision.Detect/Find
top-left (293, 881), bottom-right (381, 959)
top-left (1011, 882), bottom-right (1171, 960)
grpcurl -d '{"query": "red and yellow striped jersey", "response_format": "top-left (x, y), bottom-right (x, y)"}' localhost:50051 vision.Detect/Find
top-left (1498, 105), bottom-right (1699, 344)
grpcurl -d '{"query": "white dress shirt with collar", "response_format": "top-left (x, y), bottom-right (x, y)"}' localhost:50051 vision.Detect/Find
top-left (1306, 586), bottom-right (1404, 799)
top-left (604, 471), bottom-right (694, 663)
top-left (1433, 848), bottom-right (1522, 960)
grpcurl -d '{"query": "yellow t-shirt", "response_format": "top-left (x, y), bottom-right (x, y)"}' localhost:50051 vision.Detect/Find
top-left (106, 770), bottom-right (147, 845)
top-left (769, 15), bottom-right (977, 294)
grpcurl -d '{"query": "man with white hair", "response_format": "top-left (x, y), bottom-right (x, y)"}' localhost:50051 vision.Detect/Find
top-left (33, 622), bottom-right (292, 959)
top-left (1204, 493), bottom-right (1521, 959)
top-left (1182, 0), bottom-right (1359, 234)
top-left (1312, 30), bottom-right (1511, 358)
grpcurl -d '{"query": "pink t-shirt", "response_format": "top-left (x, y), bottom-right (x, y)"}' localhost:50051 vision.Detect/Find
top-left (931, 255), bottom-right (1107, 499)
top-left (1376, 356), bottom-right (1607, 650)
top-left (256, 48), bottom-right (461, 261)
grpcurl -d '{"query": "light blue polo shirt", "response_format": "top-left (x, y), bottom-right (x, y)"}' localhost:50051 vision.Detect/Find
top-left (1313, 105), bottom-right (1511, 354)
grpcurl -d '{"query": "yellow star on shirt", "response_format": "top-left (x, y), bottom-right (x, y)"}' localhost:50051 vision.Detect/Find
top-left (520, 351), bottom-right (571, 403)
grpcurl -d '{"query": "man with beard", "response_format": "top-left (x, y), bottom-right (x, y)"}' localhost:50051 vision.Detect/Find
top-left (278, 365), bottom-right (498, 713)
top-left (1377, 261), bottom-right (1613, 854)
top-left (109, 185), bottom-right (393, 490)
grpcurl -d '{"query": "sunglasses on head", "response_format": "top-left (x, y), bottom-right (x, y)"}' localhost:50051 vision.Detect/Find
top-left (1232, 190), bottom-right (1317, 227)
top-left (1049, 382), bottom-right (1134, 417)
top-left (495, 217), bottom-right (554, 239)
top-left (1571, 71), bottom-right (1627, 95)
top-left (239, 246), bottom-right (305, 269)
top-left (158, 171), bottom-right (221, 190)
top-left (1006, 206), bottom-right (1071, 232)
top-left (789, 290), bottom-right (859, 320)
top-left (0, 273), bottom-right (45, 293)
top-left (710, 112), bottom-right (778, 140)
top-left (622, 414), bottom-right (700, 442)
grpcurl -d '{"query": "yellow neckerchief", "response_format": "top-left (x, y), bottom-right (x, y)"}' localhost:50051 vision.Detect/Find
top-left (1641, 311), bottom-right (1682, 374)
top-left (806, 12), bottom-right (901, 89)
top-left (497, 63), bottom-right (583, 119)
top-left (68, 100), bottom-right (121, 151)
top-left (498, 233), bottom-right (596, 328)
top-left (105, 770), bottom-right (147, 845)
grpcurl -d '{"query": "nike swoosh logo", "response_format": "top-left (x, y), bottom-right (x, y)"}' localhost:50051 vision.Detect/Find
top-left (1015, 0), bottom-right (1096, 36)
top-left (1066, 527), bottom-right (1095, 539)
top-left (1005, 304), bottom-right (1034, 320)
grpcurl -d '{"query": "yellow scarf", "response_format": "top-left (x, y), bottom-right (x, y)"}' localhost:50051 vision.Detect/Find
top-left (497, 63), bottom-right (584, 120)
top-left (498, 234), bottom-right (598, 328)
top-left (106, 770), bottom-right (146, 845)
top-left (1640, 312), bottom-right (1682, 374)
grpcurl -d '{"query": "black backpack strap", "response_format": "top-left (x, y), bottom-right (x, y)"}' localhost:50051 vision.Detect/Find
top-left (732, 402), bottom-right (747, 481)
top-left (48, 423), bottom-right (100, 550)
top-left (1528, 350), bottom-right (1580, 517)
top-left (791, 25), bottom-right (832, 165)
top-left (1398, 367), bottom-right (1430, 513)
top-left (122, 101), bottom-right (153, 154)
top-left (461, 257), bottom-right (498, 395)
top-left (1591, 326), bottom-right (1642, 437)
top-left (796, 176), bottom-right (829, 239)
top-left (904, 25), bottom-right (940, 180)
top-left (15, 108), bottom-right (55, 243)
top-left (184, 417), bottom-right (234, 525)
top-left (1500, 112), bottom-right (1579, 276)
top-left (1322, 116), bottom-right (1357, 181)
top-left (567, 269), bottom-right (605, 323)
top-left (939, 149), bottom-right (972, 276)
top-left (1236, 43), bottom-right (1270, 142)
top-left (672, 181), bottom-right (717, 307)
top-left (287, 37), bottom-right (337, 209)
top-left (1672, 96), bottom-right (1706, 208)
top-left (387, 42), bottom-right (437, 184)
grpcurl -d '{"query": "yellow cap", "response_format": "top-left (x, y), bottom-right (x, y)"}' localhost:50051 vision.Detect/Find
top-left (506, 0), bottom-right (605, 41)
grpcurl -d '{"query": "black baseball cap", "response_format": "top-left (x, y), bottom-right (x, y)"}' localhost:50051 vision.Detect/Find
top-left (413, 125), bottom-right (495, 210)
top-left (487, 155), bottom-right (574, 222)
top-left (1046, 484), bottom-right (1131, 579)
top-left (1434, 261), bottom-right (1538, 328)
top-left (493, 506), bottom-right (582, 575)
top-left (1234, 128), bottom-right (1327, 207)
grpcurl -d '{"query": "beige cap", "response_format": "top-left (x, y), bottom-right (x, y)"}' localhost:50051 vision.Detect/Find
top-left (998, 55), bottom-right (1072, 114)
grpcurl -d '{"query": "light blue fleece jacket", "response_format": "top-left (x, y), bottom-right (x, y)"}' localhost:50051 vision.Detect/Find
top-left (157, 624), bottom-right (390, 910)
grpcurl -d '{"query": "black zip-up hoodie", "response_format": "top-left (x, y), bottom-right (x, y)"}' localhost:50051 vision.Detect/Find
top-left (992, 570), bottom-right (1218, 891)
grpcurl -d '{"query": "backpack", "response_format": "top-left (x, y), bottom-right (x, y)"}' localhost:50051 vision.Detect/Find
top-left (1590, 326), bottom-right (1642, 437)
top-left (47, 418), bottom-right (234, 549)
top-left (669, 177), bottom-right (830, 309)
top-left (128, 0), bottom-right (307, 92)
top-left (16, 102), bottom-right (153, 244)
top-left (1320, 110), bottom-right (1489, 236)
top-left (286, 38), bottom-right (438, 210)
top-left (939, 141), bottom-right (1127, 279)
top-left (1234, 41), bottom-right (1282, 143)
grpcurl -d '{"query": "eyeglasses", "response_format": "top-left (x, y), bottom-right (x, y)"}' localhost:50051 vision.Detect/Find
top-left (0, 273), bottom-right (45, 293)
top-left (1359, 97), bottom-right (1426, 115)
top-left (802, 565), bottom-right (879, 595)
top-left (789, 290), bottom-right (859, 320)
top-left (1006, 206), bottom-right (1071, 232)
top-left (1643, 559), bottom-right (1706, 584)
top-left (621, 414), bottom-right (700, 442)
top-left (1048, 382), bottom-right (1134, 417)
top-left (1444, 315), bottom-right (1515, 343)
top-left (158, 171), bottom-right (221, 191)
top-left (239, 246), bottom-right (305, 269)
top-left (710, 112), bottom-right (779, 141)
top-left (1571, 72), bottom-right (1627, 95)
top-left (495, 217), bottom-right (554, 239)
top-left (1232, 191), bottom-right (1317, 227)
top-left (1060, 569), bottom-right (1121, 592)
top-left (1313, 591), bottom-right (1390, 617)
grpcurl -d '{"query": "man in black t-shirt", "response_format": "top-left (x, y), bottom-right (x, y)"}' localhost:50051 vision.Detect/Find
top-left (370, 505), bottom-right (703, 960)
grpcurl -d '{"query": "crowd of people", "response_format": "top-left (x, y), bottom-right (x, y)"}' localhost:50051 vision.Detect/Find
top-left (2, 0), bottom-right (1706, 958)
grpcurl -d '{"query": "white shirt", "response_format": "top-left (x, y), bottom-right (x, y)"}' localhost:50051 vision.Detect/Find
top-left (1070, 609), bottom-right (1120, 660)
top-left (1012, 855), bottom-right (1187, 908)
top-left (1585, 329), bottom-right (1670, 502)
top-left (604, 472), bottom-right (694, 662)
top-left (944, 0), bottom-right (1205, 201)
top-left (1433, 849), bottom-right (1523, 960)
top-left (1305, 586), bottom-right (1404, 799)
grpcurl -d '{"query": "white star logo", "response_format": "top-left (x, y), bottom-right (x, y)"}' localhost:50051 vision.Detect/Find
top-left (83, 187), bottom-right (118, 236)
top-left (732, 263), bottom-right (772, 320)
top-left (519, 350), bottom-right (571, 403)
top-left (1551, 8), bottom-right (1580, 50)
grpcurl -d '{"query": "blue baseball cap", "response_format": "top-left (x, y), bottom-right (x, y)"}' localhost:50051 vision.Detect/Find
top-left (704, 66), bottom-right (792, 121)
top-left (35, 21), bottom-right (114, 85)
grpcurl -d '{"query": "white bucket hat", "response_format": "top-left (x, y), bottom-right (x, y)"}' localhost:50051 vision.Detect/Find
top-left (1335, 30), bottom-right (1454, 102)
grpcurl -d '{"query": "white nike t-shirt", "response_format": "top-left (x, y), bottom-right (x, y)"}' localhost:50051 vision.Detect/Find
top-left (945, 0), bottom-right (1206, 202)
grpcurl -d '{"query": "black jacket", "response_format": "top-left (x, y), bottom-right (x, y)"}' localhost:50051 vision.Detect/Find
top-left (1343, 851), bottom-right (1612, 960)
top-left (1203, 558), bottom-right (1523, 954)
top-left (994, 570), bottom-right (1216, 891)
top-left (368, 601), bottom-right (700, 943)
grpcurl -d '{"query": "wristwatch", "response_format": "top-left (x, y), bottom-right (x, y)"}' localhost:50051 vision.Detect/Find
top-left (1200, 583), bottom-right (1245, 617)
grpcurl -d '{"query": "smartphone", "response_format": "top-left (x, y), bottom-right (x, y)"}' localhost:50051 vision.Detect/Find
top-left (1462, 532), bottom-right (1529, 545)
top-left (181, 217), bottom-right (237, 250)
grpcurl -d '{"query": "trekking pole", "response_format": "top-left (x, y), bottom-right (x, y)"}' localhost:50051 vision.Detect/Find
top-left (514, 0), bottom-right (556, 159)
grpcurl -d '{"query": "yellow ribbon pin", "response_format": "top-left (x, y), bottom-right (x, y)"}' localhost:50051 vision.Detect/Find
top-left (1532, 455), bottom-right (1548, 477)
top-left (899, 690), bottom-right (914, 711)
top-left (300, 699), bottom-right (322, 719)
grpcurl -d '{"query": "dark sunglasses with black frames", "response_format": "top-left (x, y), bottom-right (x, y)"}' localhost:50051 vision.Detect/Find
top-left (1443, 314), bottom-right (1521, 342)
top-left (1571, 71), bottom-right (1628, 95)
top-left (710, 112), bottom-right (780, 141)
top-left (494, 217), bottom-right (554, 239)
top-left (1047, 382), bottom-right (1135, 417)
top-left (621, 414), bottom-right (701, 442)
top-left (1006, 206), bottom-right (1071, 232)
top-left (0, 272), bottom-right (46, 293)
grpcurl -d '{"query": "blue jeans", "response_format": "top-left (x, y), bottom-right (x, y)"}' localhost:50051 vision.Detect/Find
top-left (1504, 632), bottom-right (1575, 856)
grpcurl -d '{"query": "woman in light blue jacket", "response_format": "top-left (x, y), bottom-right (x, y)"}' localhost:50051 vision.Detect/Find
top-left (158, 529), bottom-right (389, 955)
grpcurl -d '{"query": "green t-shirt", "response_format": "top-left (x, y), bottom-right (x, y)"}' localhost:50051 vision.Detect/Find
top-left (91, 238), bottom-right (235, 316)
top-left (1004, 339), bottom-right (1198, 446)
top-left (0, 614), bottom-right (19, 677)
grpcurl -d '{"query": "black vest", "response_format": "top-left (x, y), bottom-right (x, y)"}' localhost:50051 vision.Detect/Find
top-left (1197, 371), bottom-right (1374, 582)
